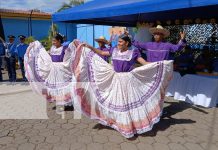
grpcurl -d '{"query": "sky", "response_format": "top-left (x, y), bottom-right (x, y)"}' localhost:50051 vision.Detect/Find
top-left (0, 0), bottom-right (74, 13)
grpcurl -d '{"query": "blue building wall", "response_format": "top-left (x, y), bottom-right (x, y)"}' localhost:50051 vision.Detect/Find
top-left (57, 22), bottom-right (77, 41)
top-left (77, 24), bottom-right (111, 47)
top-left (2, 18), bottom-right (111, 47)
top-left (2, 18), bottom-right (77, 43)
top-left (2, 18), bottom-right (29, 41)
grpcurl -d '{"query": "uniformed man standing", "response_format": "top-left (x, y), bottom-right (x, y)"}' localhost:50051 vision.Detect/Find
top-left (0, 38), bottom-right (5, 82)
top-left (5, 35), bottom-right (17, 82)
top-left (16, 35), bottom-right (28, 81)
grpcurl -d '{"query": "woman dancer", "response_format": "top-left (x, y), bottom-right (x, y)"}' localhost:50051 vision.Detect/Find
top-left (25, 34), bottom-right (77, 115)
top-left (72, 34), bottom-right (173, 138)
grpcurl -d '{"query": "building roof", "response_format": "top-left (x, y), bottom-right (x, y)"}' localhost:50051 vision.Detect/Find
top-left (0, 8), bottom-right (51, 20)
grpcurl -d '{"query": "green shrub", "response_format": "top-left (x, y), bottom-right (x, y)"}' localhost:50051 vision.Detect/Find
top-left (25, 36), bottom-right (35, 44)
top-left (40, 37), bottom-right (52, 51)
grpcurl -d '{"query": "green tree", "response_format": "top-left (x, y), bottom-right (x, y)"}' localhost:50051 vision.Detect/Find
top-left (48, 23), bottom-right (58, 40)
top-left (57, 0), bottom-right (85, 12)
top-left (41, 0), bottom-right (85, 51)
top-left (40, 24), bottom-right (59, 51)
top-left (25, 36), bottom-right (35, 44)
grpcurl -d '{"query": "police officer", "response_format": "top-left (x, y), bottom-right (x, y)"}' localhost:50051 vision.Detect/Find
top-left (16, 35), bottom-right (28, 81)
top-left (5, 35), bottom-right (17, 82)
top-left (0, 37), bottom-right (5, 82)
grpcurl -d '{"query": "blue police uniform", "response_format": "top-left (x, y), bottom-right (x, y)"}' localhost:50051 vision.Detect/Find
top-left (16, 43), bottom-right (28, 80)
top-left (4, 35), bottom-right (17, 82)
top-left (0, 41), bottom-right (5, 81)
top-left (5, 41), bottom-right (17, 82)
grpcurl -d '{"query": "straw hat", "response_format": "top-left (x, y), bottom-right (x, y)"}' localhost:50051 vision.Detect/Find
top-left (149, 25), bottom-right (170, 38)
top-left (95, 36), bottom-right (108, 44)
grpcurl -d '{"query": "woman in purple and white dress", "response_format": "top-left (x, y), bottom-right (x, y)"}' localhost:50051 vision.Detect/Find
top-left (71, 34), bottom-right (173, 138)
top-left (24, 34), bottom-right (77, 114)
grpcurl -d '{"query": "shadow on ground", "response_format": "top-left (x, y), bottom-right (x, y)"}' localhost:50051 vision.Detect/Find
top-left (92, 101), bottom-right (208, 140)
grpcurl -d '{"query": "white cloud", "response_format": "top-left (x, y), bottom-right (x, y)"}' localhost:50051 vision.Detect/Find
top-left (0, 0), bottom-right (70, 12)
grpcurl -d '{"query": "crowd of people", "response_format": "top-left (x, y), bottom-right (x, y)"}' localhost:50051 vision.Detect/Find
top-left (173, 45), bottom-right (218, 75)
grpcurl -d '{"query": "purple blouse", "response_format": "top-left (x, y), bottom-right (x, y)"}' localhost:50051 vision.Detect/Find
top-left (108, 48), bottom-right (141, 72)
top-left (132, 40), bottom-right (186, 62)
top-left (50, 46), bottom-right (67, 62)
top-left (97, 46), bottom-right (110, 62)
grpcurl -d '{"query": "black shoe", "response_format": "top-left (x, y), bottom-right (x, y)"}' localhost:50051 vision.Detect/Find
top-left (22, 78), bottom-right (28, 82)
top-left (163, 111), bottom-right (168, 115)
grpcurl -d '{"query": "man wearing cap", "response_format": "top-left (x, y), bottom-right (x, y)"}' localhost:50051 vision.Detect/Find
top-left (4, 35), bottom-right (17, 82)
top-left (95, 36), bottom-right (110, 63)
top-left (16, 35), bottom-right (28, 81)
top-left (133, 25), bottom-right (186, 62)
top-left (0, 37), bottom-right (5, 81)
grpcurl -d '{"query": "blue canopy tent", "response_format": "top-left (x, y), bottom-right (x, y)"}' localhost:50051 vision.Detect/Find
top-left (52, 0), bottom-right (218, 26)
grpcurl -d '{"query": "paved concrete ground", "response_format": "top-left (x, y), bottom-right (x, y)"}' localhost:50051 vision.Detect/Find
top-left (1, 69), bottom-right (24, 82)
top-left (0, 88), bottom-right (217, 150)
top-left (0, 89), bottom-right (47, 119)
top-left (0, 69), bottom-right (218, 150)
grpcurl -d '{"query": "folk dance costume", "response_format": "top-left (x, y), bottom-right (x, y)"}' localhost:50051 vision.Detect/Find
top-left (24, 36), bottom-right (173, 137)
top-left (72, 42), bottom-right (173, 138)
top-left (133, 25), bottom-right (186, 62)
top-left (96, 45), bottom-right (110, 62)
top-left (24, 41), bottom-right (76, 110)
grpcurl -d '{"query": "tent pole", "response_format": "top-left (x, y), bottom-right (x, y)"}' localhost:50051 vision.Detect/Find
top-left (137, 13), bottom-right (141, 24)
top-left (30, 10), bottom-right (33, 36)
